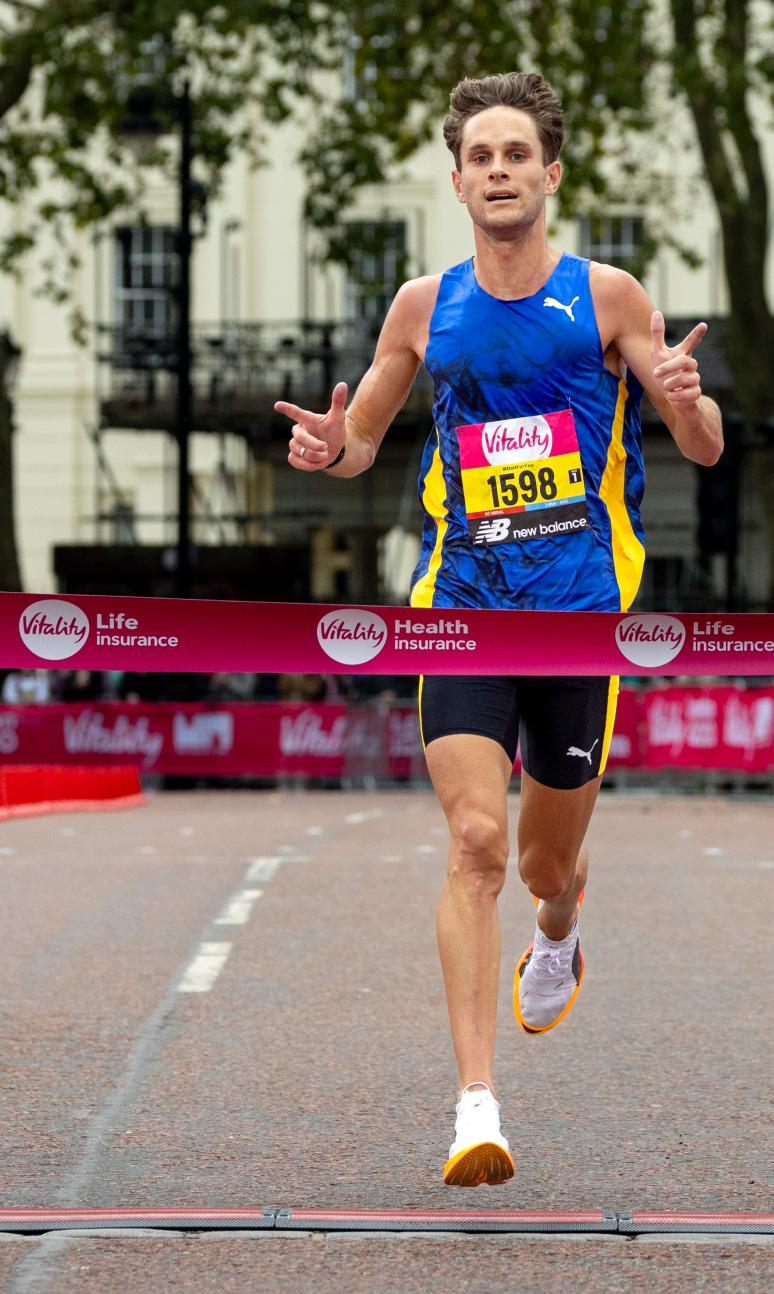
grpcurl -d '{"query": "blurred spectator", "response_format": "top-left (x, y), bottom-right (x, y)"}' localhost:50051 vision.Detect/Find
top-left (277, 673), bottom-right (327, 702)
top-left (58, 669), bottom-right (105, 702)
top-left (155, 672), bottom-right (210, 702)
top-left (118, 671), bottom-right (163, 703)
top-left (206, 672), bottom-right (257, 702)
top-left (343, 674), bottom-right (418, 702)
top-left (254, 674), bottom-right (281, 700)
top-left (1, 669), bottom-right (50, 703)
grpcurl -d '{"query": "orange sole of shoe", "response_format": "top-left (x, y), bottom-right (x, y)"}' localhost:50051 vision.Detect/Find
top-left (443, 1141), bottom-right (515, 1188)
top-left (513, 942), bottom-right (585, 1035)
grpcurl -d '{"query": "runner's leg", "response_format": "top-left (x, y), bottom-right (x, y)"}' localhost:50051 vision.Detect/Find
top-left (517, 770), bottom-right (599, 940)
top-left (515, 675), bottom-right (617, 939)
top-left (425, 733), bottom-right (512, 1095)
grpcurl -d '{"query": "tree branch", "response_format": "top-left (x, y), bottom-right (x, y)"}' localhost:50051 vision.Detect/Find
top-left (0, 27), bottom-right (36, 121)
top-left (722, 0), bottom-right (768, 228)
top-left (670, 1), bottom-right (743, 206)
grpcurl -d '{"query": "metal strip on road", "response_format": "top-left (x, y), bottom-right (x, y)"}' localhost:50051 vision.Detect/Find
top-left (0, 1208), bottom-right (277, 1233)
top-left (276, 1207), bottom-right (618, 1233)
top-left (621, 1211), bottom-right (774, 1235)
top-left (1, 1207), bottom-right (771, 1235)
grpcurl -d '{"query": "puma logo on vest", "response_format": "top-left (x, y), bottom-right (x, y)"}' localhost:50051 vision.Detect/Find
top-left (544, 295), bottom-right (580, 322)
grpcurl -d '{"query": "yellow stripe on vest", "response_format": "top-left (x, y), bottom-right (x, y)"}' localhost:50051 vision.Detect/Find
top-left (598, 378), bottom-right (645, 612)
top-left (411, 431), bottom-right (448, 608)
top-left (598, 675), bottom-right (620, 776)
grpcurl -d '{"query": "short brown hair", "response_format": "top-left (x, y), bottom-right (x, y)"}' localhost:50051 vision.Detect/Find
top-left (443, 72), bottom-right (564, 168)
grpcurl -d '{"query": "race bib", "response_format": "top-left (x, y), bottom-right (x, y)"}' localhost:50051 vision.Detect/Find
top-left (456, 409), bottom-right (589, 546)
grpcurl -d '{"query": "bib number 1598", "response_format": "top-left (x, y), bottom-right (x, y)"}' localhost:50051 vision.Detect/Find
top-left (486, 465), bottom-right (557, 508)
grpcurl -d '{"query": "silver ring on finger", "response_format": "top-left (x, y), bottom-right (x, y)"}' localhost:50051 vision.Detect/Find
top-left (298, 444), bottom-right (306, 458)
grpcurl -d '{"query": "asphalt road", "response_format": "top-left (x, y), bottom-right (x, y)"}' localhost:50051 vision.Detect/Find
top-left (0, 788), bottom-right (771, 1292)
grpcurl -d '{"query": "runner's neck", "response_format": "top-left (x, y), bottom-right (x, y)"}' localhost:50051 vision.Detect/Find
top-left (472, 230), bottom-right (562, 302)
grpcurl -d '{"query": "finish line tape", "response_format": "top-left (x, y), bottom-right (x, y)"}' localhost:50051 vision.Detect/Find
top-left (2, 591), bottom-right (774, 675)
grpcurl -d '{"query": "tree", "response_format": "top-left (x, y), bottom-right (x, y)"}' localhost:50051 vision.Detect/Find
top-left (0, 1), bottom-right (771, 594)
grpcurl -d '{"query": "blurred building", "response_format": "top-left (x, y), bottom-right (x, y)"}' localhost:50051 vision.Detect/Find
top-left (0, 83), bottom-right (770, 608)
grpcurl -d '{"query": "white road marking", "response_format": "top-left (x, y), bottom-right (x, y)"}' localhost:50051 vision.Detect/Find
top-left (306, 826), bottom-right (323, 836)
top-left (703, 847), bottom-right (724, 856)
top-left (345, 809), bottom-right (384, 824)
top-left (416, 844), bottom-right (436, 854)
top-left (0, 847), bottom-right (16, 856)
top-left (246, 856), bottom-right (282, 883)
top-left (177, 942), bottom-right (232, 993)
top-left (678, 829), bottom-right (693, 839)
top-left (179, 827), bottom-right (195, 836)
top-left (215, 889), bottom-right (263, 926)
top-left (710, 857), bottom-right (774, 871)
top-left (138, 845), bottom-right (156, 855)
top-left (60, 827), bottom-right (77, 837)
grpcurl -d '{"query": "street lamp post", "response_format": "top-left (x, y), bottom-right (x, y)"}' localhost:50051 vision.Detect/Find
top-left (120, 76), bottom-right (195, 598)
top-left (175, 79), bottom-right (193, 599)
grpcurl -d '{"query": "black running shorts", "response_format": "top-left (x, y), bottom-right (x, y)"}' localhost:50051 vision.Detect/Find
top-left (419, 675), bottom-right (619, 791)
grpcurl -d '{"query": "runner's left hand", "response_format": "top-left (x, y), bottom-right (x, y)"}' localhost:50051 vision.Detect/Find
top-left (651, 311), bottom-right (706, 407)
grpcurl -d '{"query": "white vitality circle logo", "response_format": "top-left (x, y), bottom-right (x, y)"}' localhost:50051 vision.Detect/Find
top-left (482, 415), bottom-right (553, 467)
top-left (19, 598), bottom-right (90, 661)
top-left (317, 608), bottom-right (387, 665)
top-left (615, 613), bottom-right (686, 668)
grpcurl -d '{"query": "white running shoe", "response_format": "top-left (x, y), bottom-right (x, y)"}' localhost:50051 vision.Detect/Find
top-left (443, 1083), bottom-right (515, 1187)
top-left (514, 919), bottom-right (585, 1034)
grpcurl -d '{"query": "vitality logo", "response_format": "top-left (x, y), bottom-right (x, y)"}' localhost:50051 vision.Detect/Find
top-left (316, 608), bottom-right (387, 665)
top-left (615, 614), bottom-right (686, 668)
top-left (19, 598), bottom-right (90, 661)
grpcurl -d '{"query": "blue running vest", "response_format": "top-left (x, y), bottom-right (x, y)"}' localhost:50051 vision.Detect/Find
top-left (409, 253), bottom-right (645, 612)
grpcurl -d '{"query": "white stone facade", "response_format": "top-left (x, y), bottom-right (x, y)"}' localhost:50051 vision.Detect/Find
top-left (1, 91), bottom-right (770, 602)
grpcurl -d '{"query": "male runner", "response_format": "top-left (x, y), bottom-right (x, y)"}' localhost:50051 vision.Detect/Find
top-left (275, 72), bottom-right (722, 1188)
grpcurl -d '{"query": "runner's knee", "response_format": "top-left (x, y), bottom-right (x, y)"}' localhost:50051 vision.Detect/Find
top-left (517, 845), bottom-right (578, 900)
top-left (449, 810), bottom-right (508, 892)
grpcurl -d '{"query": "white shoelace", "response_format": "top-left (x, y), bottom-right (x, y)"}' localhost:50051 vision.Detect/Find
top-left (530, 926), bottom-right (577, 982)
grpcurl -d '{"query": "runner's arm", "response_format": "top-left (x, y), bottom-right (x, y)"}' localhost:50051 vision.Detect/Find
top-left (596, 266), bottom-right (723, 467)
top-left (274, 278), bottom-right (435, 477)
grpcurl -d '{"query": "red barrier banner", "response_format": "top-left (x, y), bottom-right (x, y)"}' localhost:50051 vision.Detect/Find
top-left (0, 694), bottom-right (647, 778)
top-left (0, 702), bottom-right (417, 779)
top-left (2, 592), bottom-right (774, 675)
top-left (607, 686), bottom-right (644, 767)
top-left (644, 686), bottom-right (774, 770)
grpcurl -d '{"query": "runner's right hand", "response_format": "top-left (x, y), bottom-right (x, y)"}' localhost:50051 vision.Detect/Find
top-left (274, 381), bottom-right (348, 472)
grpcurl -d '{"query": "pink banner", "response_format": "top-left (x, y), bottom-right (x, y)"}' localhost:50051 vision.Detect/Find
top-left (2, 593), bottom-right (774, 675)
top-left (0, 702), bottom-right (421, 779)
top-left (644, 686), bottom-right (774, 770)
top-left (0, 692), bottom-right (663, 778)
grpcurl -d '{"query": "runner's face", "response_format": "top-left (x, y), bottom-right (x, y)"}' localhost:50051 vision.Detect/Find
top-left (452, 106), bottom-right (561, 238)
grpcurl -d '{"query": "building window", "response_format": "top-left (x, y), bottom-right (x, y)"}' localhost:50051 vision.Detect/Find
top-left (345, 220), bottom-right (407, 325)
top-left (114, 226), bottom-right (177, 334)
top-left (579, 215), bottom-right (644, 272)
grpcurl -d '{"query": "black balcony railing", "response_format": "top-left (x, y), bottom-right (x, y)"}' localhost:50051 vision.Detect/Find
top-left (96, 320), bottom-right (432, 440)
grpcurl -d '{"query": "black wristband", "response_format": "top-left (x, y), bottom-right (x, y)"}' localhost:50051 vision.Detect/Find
top-left (324, 443), bottom-right (346, 469)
